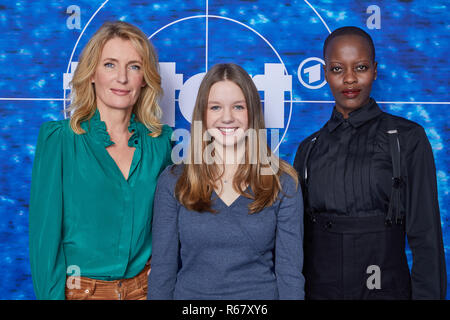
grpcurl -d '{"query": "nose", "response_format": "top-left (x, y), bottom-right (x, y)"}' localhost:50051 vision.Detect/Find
top-left (221, 106), bottom-right (234, 124)
top-left (116, 66), bottom-right (128, 84)
top-left (343, 69), bottom-right (357, 84)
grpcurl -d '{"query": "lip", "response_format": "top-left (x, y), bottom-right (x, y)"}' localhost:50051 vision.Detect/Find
top-left (342, 89), bottom-right (361, 98)
top-left (110, 88), bottom-right (131, 96)
top-left (218, 127), bottom-right (238, 135)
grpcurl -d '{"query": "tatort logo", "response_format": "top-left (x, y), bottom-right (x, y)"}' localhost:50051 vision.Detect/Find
top-left (159, 62), bottom-right (291, 128)
top-left (63, 62), bottom-right (292, 129)
top-left (62, 2), bottom-right (340, 156)
top-left (62, 61), bottom-right (287, 166)
top-left (62, 6), bottom-right (333, 156)
top-left (61, 5), bottom-right (332, 161)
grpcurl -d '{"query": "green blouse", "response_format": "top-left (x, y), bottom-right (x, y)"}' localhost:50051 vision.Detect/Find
top-left (29, 111), bottom-right (173, 300)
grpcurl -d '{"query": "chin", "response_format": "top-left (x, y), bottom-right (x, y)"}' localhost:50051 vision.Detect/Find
top-left (213, 136), bottom-right (246, 149)
top-left (106, 103), bottom-right (135, 110)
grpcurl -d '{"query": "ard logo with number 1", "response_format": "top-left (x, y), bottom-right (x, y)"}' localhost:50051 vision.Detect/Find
top-left (298, 57), bottom-right (326, 90)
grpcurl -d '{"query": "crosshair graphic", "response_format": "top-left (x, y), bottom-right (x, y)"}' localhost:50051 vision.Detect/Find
top-left (1, 2), bottom-right (448, 126)
top-left (1, 2), bottom-right (448, 107)
top-left (60, 0), bottom-right (337, 152)
top-left (146, 14), bottom-right (297, 152)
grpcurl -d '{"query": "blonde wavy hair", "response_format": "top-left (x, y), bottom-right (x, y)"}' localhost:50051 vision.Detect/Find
top-left (175, 63), bottom-right (298, 214)
top-left (67, 21), bottom-right (163, 137)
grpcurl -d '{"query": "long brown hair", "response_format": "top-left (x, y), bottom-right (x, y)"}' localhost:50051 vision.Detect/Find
top-left (67, 21), bottom-right (163, 137)
top-left (175, 63), bottom-right (298, 214)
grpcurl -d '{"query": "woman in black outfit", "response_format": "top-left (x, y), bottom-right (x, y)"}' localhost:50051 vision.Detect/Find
top-left (293, 26), bottom-right (446, 299)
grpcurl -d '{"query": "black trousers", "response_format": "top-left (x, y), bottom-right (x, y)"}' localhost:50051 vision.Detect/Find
top-left (303, 213), bottom-right (411, 300)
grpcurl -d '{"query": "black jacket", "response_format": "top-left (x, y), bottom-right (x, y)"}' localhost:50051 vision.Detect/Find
top-left (293, 98), bottom-right (446, 299)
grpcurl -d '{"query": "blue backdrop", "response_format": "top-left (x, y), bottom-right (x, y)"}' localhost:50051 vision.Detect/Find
top-left (0, 0), bottom-right (448, 299)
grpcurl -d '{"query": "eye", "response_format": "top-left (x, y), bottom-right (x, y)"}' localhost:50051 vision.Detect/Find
top-left (356, 65), bottom-right (368, 71)
top-left (209, 105), bottom-right (221, 111)
top-left (129, 64), bottom-right (141, 71)
top-left (104, 62), bottom-right (114, 68)
top-left (234, 105), bottom-right (245, 110)
top-left (330, 66), bottom-right (342, 73)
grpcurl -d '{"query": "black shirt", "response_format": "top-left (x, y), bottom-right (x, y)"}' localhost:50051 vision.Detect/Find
top-left (293, 98), bottom-right (446, 299)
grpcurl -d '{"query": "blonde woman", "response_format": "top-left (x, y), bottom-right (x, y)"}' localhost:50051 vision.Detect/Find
top-left (29, 21), bottom-right (172, 300)
top-left (148, 63), bottom-right (304, 300)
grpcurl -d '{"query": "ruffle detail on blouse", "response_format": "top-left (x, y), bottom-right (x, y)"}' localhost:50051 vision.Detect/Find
top-left (83, 110), bottom-right (140, 148)
top-left (87, 109), bottom-right (115, 147)
top-left (127, 113), bottom-right (140, 148)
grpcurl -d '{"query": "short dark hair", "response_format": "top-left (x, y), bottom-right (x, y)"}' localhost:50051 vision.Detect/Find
top-left (323, 26), bottom-right (375, 62)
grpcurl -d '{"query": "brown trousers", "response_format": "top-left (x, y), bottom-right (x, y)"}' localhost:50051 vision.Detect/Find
top-left (65, 265), bottom-right (149, 300)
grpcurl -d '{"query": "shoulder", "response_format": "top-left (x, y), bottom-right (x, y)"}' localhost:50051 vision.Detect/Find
top-left (381, 112), bottom-right (430, 147)
top-left (155, 124), bottom-right (173, 140)
top-left (34, 120), bottom-right (71, 162)
top-left (157, 164), bottom-right (183, 189)
top-left (160, 124), bottom-right (173, 136)
top-left (300, 129), bottom-right (321, 147)
top-left (303, 129), bottom-right (323, 142)
top-left (381, 112), bottom-right (424, 135)
top-left (279, 172), bottom-right (300, 197)
top-left (293, 129), bottom-right (322, 170)
top-left (37, 119), bottom-right (71, 142)
top-left (39, 119), bottom-right (69, 133)
top-left (138, 122), bottom-right (173, 140)
top-left (295, 129), bottom-right (322, 155)
top-left (275, 172), bottom-right (303, 214)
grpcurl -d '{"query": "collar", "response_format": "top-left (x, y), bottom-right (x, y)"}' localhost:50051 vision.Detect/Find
top-left (81, 109), bottom-right (140, 148)
top-left (326, 98), bottom-right (382, 132)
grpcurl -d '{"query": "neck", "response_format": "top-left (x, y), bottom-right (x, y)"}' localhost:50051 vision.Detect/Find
top-left (335, 106), bottom-right (351, 119)
top-left (212, 140), bottom-right (246, 167)
top-left (211, 141), bottom-right (246, 185)
top-left (336, 98), bottom-right (372, 119)
top-left (97, 105), bottom-right (132, 138)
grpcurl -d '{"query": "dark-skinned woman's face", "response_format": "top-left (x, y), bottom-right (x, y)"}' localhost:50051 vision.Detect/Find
top-left (324, 35), bottom-right (377, 118)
